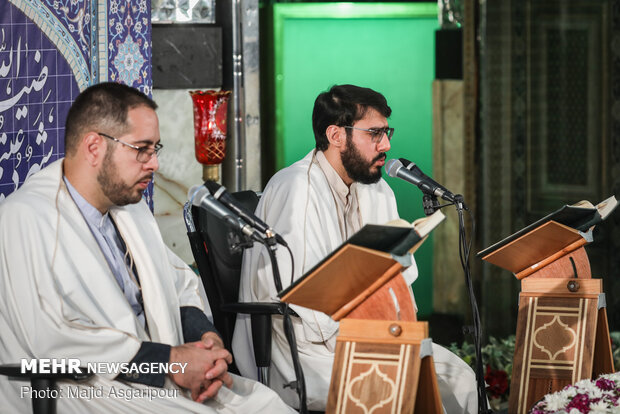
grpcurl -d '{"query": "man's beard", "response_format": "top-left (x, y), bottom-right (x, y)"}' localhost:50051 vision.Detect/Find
top-left (97, 148), bottom-right (148, 206)
top-left (340, 137), bottom-right (385, 184)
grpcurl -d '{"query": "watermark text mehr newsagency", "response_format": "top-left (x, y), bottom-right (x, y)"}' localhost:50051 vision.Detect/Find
top-left (20, 358), bottom-right (187, 375)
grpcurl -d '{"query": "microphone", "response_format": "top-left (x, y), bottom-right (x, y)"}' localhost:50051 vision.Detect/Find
top-left (204, 181), bottom-right (288, 247)
top-left (188, 185), bottom-right (265, 243)
top-left (398, 158), bottom-right (451, 195)
top-left (385, 158), bottom-right (456, 202)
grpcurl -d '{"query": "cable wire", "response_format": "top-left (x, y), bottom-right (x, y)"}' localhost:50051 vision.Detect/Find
top-left (285, 243), bottom-right (295, 287)
top-left (265, 243), bottom-right (307, 414)
top-left (455, 198), bottom-right (491, 414)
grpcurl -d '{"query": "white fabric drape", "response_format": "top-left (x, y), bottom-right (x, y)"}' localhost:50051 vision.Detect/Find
top-left (233, 150), bottom-right (478, 412)
top-left (0, 159), bottom-right (294, 413)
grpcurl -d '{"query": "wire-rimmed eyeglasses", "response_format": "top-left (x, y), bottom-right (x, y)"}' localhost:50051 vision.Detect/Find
top-left (98, 132), bottom-right (163, 163)
top-left (343, 126), bottom-right (394, 143)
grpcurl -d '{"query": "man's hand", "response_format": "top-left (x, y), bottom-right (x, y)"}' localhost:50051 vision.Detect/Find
top-left (168, 341), bottom-right (232, 403)
top-left (201, 331), bottom-right (225, 350)
top-left (200, 332), bottom-right (233, 389)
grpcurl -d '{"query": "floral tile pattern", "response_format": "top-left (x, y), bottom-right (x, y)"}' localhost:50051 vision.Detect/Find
top-left (0, 0), bottom-right (152, 206)
top-left (108, 0), bottom-right (151, 96)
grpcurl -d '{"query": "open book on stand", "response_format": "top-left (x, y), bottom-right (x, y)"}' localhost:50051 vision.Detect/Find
top-left (278, 209), bottom-right (445, 319)
top-left (478, 195), bottom-right (618, 259)
top-left (478, 195), bottom-right (617, 278)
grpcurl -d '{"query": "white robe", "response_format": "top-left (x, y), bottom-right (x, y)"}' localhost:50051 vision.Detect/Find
top-left (0, 159), bottom-right (294, 414)
top-left (233, 150), bottom-right (478, 412)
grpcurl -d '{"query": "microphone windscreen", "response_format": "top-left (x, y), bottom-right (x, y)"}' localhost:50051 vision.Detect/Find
top-left (188, 185), bottom-right (209, 206)
top-left (385, 159), bottom-right (403, 177)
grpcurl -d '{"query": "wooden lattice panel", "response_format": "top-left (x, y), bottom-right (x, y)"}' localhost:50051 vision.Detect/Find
top-left (509, 294), bottom-right (600, 414)
top-left (327, 320), bottom-right (441, 414)
top-left (331, 341), bottom-right (420, 413)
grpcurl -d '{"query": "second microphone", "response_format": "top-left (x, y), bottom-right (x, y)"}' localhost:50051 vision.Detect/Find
top-left (203, 181), bottom-right (288, 247)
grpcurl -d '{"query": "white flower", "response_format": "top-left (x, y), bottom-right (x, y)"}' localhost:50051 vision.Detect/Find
top-left (544, 393), bottom-right (570, 411)
top-left (115, 22), bottom-right (123, 35)
top-left (590, 401), bottom-right (612, 413)
top-left (601, 372), bottom-right (620, 382)
top-left (559, 387), bottom-right (577, 399)
top-left (582, 385), bottom-right (604, 399)
top-left (530, 372), bottom-right (620, 413)
top-left (575, 378), bottom-right (595, 389)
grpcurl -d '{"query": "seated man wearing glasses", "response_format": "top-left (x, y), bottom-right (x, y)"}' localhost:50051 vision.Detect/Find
top-left (0, 82), bottom-right (293, 413)
top-left (233, 84), bottom-right (479, 412)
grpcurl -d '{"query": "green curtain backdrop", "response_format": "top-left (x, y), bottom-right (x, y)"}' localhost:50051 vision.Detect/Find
top-left (266, 2), bottom-right (438, 316)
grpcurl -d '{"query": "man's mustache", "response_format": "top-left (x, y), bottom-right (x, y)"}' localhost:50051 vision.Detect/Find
top-left (136, 174), bottom-right (153, 185)
top-left (373, 153), bottom-right (386, 163)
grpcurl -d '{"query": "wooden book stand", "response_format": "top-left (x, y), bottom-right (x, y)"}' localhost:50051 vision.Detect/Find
top-left (481, 221), bottom-right (614, 414)
top-left (280, 244), bottom-right (442, 413)
top-left (328, 319), bottom-right (441, 414)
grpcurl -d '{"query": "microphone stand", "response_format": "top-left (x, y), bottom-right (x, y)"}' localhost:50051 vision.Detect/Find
top-left (262, 240), bottom-right (308, 414)
top-left (452, 196), bottom-right (491, 414)
top-left (422, 194), bottom-right (441, 216)
top-left (419, 194), bottom-right (490, 413)
top-left (198, 208), bottom-right (308, 413)
top-left (189, 195), bottom-right (308, 411)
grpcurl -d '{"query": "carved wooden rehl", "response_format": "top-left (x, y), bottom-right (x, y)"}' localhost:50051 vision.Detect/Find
top-left (481, 220), bottom-right (614, 414)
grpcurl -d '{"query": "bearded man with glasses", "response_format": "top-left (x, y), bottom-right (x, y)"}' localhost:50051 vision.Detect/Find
top-left (0, 82), bottom-right (294, 413)
top-left (233, 84), bottom-right (479, 412)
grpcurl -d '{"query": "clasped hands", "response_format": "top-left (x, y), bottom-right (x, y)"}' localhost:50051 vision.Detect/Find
top-left (169, 331), bottom-right (233, 403)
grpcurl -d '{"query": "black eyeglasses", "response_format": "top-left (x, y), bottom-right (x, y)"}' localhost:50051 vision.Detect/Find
top-left (98, 132), bottom-right (163, 163)
top-left (343, 126), bottom-right (394, 143)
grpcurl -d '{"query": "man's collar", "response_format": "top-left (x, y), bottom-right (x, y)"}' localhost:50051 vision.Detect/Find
top-left (63, 176), bottom-right (109, 227)
top-left (315, 150), bottom-right (356, 199)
